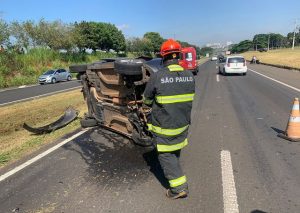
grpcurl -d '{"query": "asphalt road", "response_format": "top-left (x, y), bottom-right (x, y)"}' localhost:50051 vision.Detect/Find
top-left (0, 80), bottom-right (82, 106)
top-left (1, 61), bottom-right (300, 212)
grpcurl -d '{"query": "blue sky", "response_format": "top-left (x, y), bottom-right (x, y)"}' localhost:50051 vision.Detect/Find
top-left (1, 0), bottom-right (299, 46)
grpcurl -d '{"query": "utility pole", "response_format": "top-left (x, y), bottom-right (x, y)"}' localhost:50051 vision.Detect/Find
top-left (292, 19), bottom-right (298, 50)
top-left (268, 34), bottom-right (270, 51)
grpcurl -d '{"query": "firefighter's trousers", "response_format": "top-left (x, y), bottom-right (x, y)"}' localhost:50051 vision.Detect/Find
top-left (158, 150), bottom-right (188, 193)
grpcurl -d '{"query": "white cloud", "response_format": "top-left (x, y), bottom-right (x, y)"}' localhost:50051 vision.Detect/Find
top-left (117, 24), bottom-right (130, 31)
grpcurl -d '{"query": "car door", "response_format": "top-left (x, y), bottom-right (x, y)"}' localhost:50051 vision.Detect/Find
top-left (60, 69), bottom-right (67, 80)
top-left (56, 70), bottom-right (63, 81)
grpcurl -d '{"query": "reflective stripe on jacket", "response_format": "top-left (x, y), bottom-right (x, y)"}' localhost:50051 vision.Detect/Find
top-left (143, 61), bottom-right (195, 150)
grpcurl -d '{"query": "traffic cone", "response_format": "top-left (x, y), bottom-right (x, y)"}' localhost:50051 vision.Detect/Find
top-left (278, 98), bottom-right (300, 142)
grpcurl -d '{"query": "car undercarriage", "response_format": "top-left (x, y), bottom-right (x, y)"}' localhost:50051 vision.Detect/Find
top-left (69, 57), bottom-right (163, 146)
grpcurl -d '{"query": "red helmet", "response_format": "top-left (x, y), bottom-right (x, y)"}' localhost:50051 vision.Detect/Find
top-left (160, 39), bottom-right (181, 57)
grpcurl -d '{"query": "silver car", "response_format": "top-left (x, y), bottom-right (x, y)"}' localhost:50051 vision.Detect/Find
top-left (38, 69), bottom-right (72, 84)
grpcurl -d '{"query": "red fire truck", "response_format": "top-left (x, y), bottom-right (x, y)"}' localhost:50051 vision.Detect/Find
top-left (179, 47), bottom-right (198, 75)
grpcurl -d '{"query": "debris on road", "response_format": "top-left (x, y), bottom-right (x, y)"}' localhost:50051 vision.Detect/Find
top-left (23, 107), bottom-right (79, 134)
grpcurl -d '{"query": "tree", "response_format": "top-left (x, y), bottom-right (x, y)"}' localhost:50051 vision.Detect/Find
top-left (269, 33), bottom-right (285, 49)
top-left (73, 22), bottom-right (88, 52)
top-left (103, 23), bottom-right (126, 52)
top-left (38, 20), bottom-right (74, 51)
top-left (143, 32), bottom-right (164, 53)
top-left (126, 37), bottom-right (152, 56)
top-left (253, 34), bottom-right (268, 50)
top-left (231, 40), bottom-right (253, 53)
top-left (10, 21), bottom-right (31, 51)
top-left (74, 21), bottom-right (125, 52)
top-left (0, 19), bottom-right (10, 46)
top-left (200, 47), bottom-right (213, 56)
top-left (287, 31), bottom-right (300, 47)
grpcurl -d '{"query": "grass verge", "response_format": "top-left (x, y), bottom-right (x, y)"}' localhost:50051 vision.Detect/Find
top-left (242, 47), bottom-right (300, 69)
top-left (0, 89), bottom-right (87, 168)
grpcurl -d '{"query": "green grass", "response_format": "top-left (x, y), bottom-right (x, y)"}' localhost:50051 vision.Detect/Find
top-left (0, 49), bottom-right (119, 88)
top-left (0, 89), bottom-right (87, 167)
top-left (242, 47), bottom-right (300, 69)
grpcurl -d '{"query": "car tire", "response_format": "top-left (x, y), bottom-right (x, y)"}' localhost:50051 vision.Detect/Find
top-left (51, 78), bottom-right (56, 84)
top-left (114, 59), bottom-right (144, 75)
top-left (243, 72), bottom-right (247, 76)
top-left (67, 76), bottom-right (71, 81)
top-left (69, 64), bottom-right (87, 73)
top-left (80, 117), bottom-right (98, 128)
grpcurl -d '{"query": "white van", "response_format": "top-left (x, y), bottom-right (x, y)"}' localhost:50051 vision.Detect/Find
top-left (219, 56), bottom-right (247, 76)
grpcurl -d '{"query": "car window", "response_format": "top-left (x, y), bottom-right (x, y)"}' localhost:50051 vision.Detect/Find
top-left (44, 70), bottom-right (55, 75)
top-left (228, 58), bottom-right (245, 63)
top-left (185, 52), bottom-right (193, 61)
top-left (60, 69), bottom-right (66, 73)
top-left (179, 53), bottom-right (184, 60)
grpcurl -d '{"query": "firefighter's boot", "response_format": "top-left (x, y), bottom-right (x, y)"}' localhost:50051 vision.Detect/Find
top-left (166, 189), bottom-right (188, 199)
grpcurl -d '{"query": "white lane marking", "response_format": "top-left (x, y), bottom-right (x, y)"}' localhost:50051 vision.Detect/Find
top-left (0, 80), bottom-right (81, 93)
top-left (216, 74), bottom-right (220, 82)
top-left (248, 68), bottom-right (300, 92)
top-left (0, 86), bottom-right (81, 107)
top-left (0, 84), bottom-right (37, 93)
top-left (221, 150), bottom-right (239, 213)
top-left (0, 129), bottom-right (89, 182)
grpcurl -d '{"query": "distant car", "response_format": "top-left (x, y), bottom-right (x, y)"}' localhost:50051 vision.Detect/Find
top-left (219, 56), bottom-right (247, 76)
top-left (218, 55), bottom-right (225, 62)
top-left (38, 69), bottom-right (72, 84)
top-left (211, 56), bottom-right (218, 61)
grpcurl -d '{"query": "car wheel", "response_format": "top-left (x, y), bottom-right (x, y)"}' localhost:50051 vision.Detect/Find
top-left (67, 76), bottom-right (71, 81)
top-left (69, 64), bottom-right (87, 72)
top-left (243, 72), bottom-right (247, 76)
top-left (223, 69), bottom-right (227, 76)
top-left (114, 58), bottom-right (144, 75)
top-left (51, 78), bottom-right (56, 84)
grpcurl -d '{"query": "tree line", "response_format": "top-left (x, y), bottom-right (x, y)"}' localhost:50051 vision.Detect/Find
top-left (0, 19), bottom-right (126, 53)
top-left (0, 19), bottom-right (202, 57)
top-left (231, 31), bottom-right (300, 53)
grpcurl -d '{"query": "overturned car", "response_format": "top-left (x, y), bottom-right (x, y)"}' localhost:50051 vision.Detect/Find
top-left (69, 57), bottom-right (163, 146)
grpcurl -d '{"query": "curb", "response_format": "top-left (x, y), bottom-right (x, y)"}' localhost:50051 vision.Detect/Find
top-left (247, 60), bottom-right (300, 72)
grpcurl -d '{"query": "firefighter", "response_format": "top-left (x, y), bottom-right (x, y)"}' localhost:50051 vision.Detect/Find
top-left (143, 39), bottom-right (195, 199)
